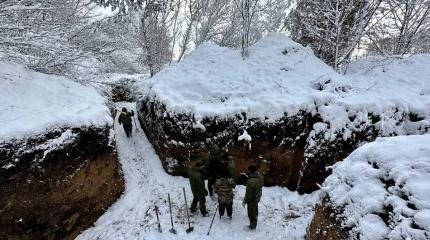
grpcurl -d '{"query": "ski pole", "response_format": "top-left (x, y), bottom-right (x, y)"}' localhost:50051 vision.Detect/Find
top-left (168, 194), bottom-right (177, 234)
top-left (207, 205), bottom-right (219, 235)
top-left (182, 187), bottom-right (194, 233)
top-left (154, 205), bottom-right (162, 233)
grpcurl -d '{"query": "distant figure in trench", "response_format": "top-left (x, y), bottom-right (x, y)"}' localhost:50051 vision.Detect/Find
top-left (118, 107), bottom-right (134, 137)
top-left (188, 160), bottom-right (209, 216)
top-left (242, 165), bottom-right (264, 230)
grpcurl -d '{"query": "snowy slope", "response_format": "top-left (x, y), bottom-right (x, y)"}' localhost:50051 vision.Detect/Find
top-left (138, 33), bottom-right (430, 139)
top-left (77, 102), bottom-right (320, 240)
top-left (321, 134), bottom-right (430, 240)
top-left (0, 61), bottom-right (112, 141)
top-left (138, 33), bottom-right (338, 120)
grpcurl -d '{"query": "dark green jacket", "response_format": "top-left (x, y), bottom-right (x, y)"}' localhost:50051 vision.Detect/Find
top-left (203, 148), bottom-right (222, 177)
top-left (188, 164), bottom-right (208, 198)
top-left (227, 159), bottom-right (236, 179)
top-left (118, 111), bottom-right (134, 126)
top-left (243, 172), bottom-right (264, 204)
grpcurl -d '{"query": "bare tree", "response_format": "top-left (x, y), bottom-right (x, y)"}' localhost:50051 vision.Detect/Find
top-left (289, 0), bottom-right (381, 69)
top-left (0, 0), bottom-right (101, 75)
top-left (177, 0), bottom-right (205, 61)
top-left (365, 0), bottom-right (430, 55)
top-left (233, 0), bottom-right (260, 57)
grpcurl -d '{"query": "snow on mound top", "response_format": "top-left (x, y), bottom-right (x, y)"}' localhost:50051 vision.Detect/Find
top-left (343, 54), bottom-right (430, 113)
top-left (139, 33), bottom-right (338, 119)
top-left (322, 134), bottom-right (430, 239)
top-left (0, 62), bottom-right (112, 141)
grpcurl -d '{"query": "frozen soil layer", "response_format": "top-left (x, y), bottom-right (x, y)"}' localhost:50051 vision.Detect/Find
top-left (0, 61), bottom-right (112, 141)
top-left (137, 34), bottom-right (430, 192)
top-left (0, 126), bottom-right (124, 240)
top-left (310, 134), bottom-right (430, 240)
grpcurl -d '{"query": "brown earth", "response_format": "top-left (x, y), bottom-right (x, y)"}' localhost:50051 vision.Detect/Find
top-left (0, 152), bottom-right (124, 240)
top-left (137, 97), bottom-right (332, 192)
top-left (307, 204), bottom-right (349, 240)
top-left (138, 97), bottom-right (428, 194)
top-left (0, 127), bottom-right (125, 240)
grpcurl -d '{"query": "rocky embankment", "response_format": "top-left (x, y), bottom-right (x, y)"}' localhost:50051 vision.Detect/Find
top-left (0, 126), bottom-right (124, 240)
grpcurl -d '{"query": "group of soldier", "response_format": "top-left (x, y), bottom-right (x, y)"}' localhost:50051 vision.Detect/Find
top-left (118, 107), bottom-right (264, 230)
top-left (188, 144), bottom-right (264, 230)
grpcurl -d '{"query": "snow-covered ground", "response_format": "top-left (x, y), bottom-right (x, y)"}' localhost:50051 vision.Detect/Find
top-left (0, 61), bottom-right (112, 141)
top-left (77, 102), bottom-right (320, 240)
top-left (321, 134), bottom-right (430, 239)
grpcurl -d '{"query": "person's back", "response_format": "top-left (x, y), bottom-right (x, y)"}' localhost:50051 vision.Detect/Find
top-left (118, 107), bottom-right (134, 137)
top-left (188, 161), bottom-right (208, 215)
top-left (242, 165), bottom-right (264, 230)
top-left (204, 144), bottom-right (222, 197)
top-left (244, 171), bottom-right (263, 203)
top-left (118, 111), bottom-right (133, 126)
top-left (215, 177), bottom-right (235, 204)
top-left (188, 164), bottom-right (206, 198)
top-left (214, 170), bottom-right (236, 219)
top-left (226, 158), bottom-right (236, 179)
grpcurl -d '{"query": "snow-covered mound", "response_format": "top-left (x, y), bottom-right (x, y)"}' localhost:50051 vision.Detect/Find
top-left (140, 33), bottom-right (430, 135)
top-left (339, 54), bottom-right (430, 134)
top-left (321, 134), bottom-right (430, 239)
top-left (305, 53), bottom-right (430, 151)
top-left (137, 34), bottom-right (430, 193)
top-left (0, 61), bottom-right (112, 141)
top-left (139, 33), bottom-right (338, 120)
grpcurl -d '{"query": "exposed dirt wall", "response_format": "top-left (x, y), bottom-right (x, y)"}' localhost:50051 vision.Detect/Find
top-left (137, 96), bottom-right (428, 193)
top-left (307, 204), bottom-right (349, 240)
top-left (0, 127), bottom-right (124, 240)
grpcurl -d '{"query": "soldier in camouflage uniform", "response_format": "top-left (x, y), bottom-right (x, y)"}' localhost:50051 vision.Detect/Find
top-left (214, 169), bottom-right (236, 219)
top-left (118, 107), bottom-right (134, 137)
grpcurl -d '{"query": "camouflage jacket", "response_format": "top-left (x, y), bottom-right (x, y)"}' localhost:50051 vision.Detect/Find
top-left (214, 177), bottom-right (236, 204)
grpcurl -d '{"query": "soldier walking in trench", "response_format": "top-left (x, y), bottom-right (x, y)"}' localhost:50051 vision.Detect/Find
top-left (242, 165), bottom-right (264, 230)
top-left (118, 107), bottom-right (134, 137)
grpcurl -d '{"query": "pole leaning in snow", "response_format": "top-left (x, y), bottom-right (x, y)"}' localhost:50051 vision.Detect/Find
top-left (182, 187), bottom-right (194, 233)
top-left (168, 194), bottom-right (177, 234)
top-left (207, 205), bottom-right (219, 235)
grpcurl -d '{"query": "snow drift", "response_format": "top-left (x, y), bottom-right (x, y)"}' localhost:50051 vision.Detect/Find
top-left (0, 61), bottom-right (112, 141)
top-left (308, 134), bottom-right (430, 240)
top-left (137, 33), bottom-right (430, 193)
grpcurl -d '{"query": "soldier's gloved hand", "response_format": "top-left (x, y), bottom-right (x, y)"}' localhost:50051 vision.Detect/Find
top-left (242, 202), bottom-right (246, 208)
